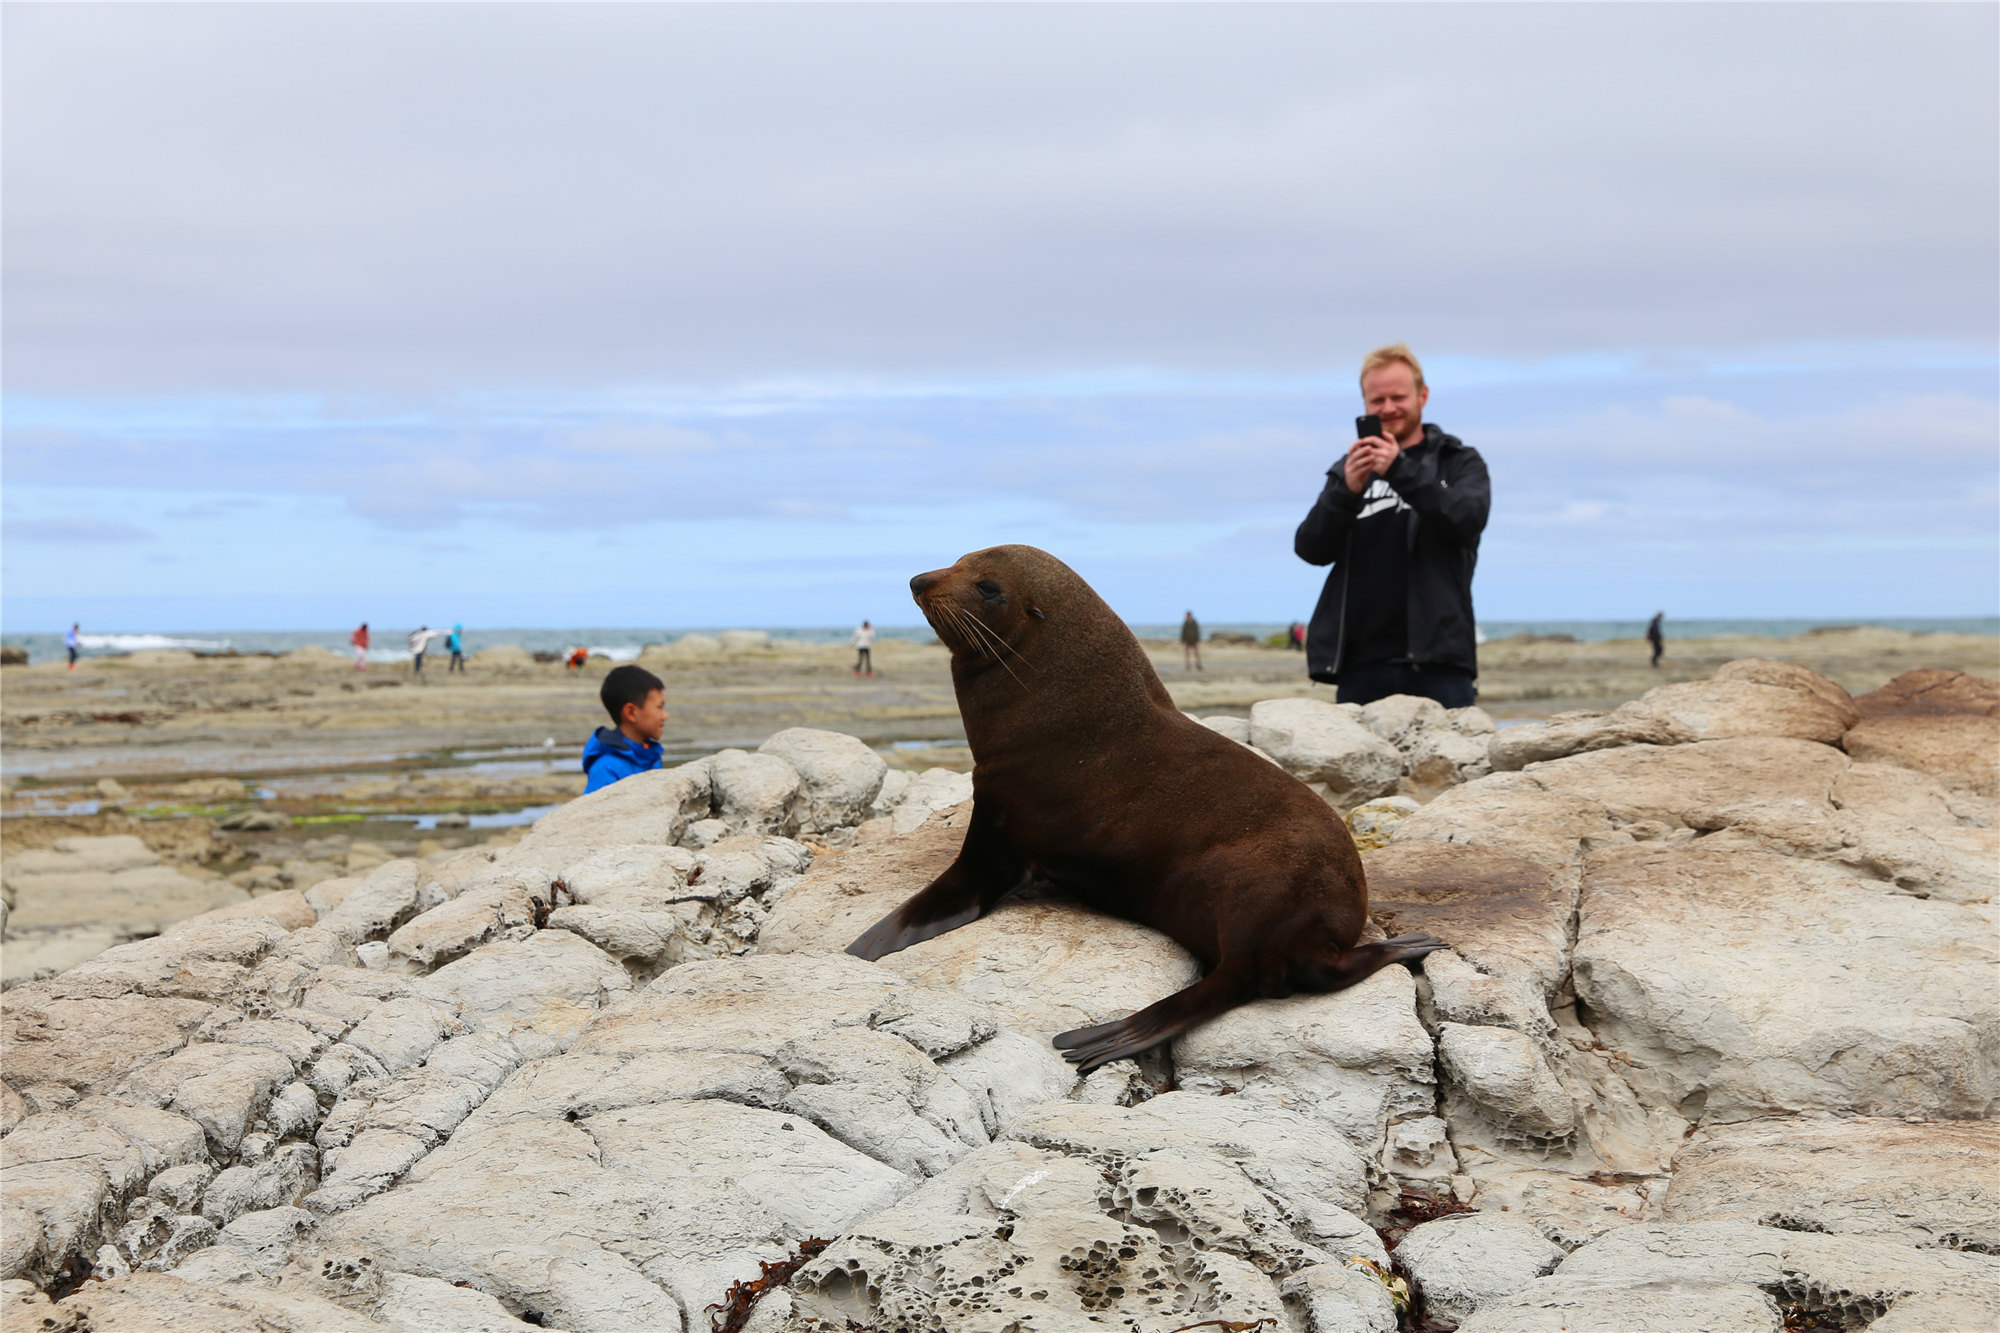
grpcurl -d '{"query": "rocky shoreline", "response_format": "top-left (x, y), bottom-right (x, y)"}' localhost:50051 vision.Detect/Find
top-left (2, 661), bottom-right (1995, 1332)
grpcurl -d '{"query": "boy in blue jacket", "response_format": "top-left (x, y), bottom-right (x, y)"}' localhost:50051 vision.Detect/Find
top-left (582, 664), bottom-right (668, 794)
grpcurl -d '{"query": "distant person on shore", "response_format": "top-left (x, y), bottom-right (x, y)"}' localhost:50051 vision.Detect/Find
top-left (852, 620), bottom-right (876, 677)
top-left (447, 623), bottom-right (466, 674)
top-left (1647, 612), bottom-right (1665, 668)
top-left (1181, 612), bottom-right (1203, 672)
top-left (66, 623), bottom-right (80, 670)
top-left (566, 646), bottom-right (589, 672)
top-left (408, 626), bottom-right (436, 675)
top-left (350, 622), bottom-right (369, 670)
top-left (583, 664), bottom-right (668, 793)
top-left (1289, 621), bottom-right (1306, 651)
top-left (1295, 344), bottom-right (1490, 708)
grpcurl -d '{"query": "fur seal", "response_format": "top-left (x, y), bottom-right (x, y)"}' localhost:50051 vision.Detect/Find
top-left (847, 545), bottom-right (1445, 1072)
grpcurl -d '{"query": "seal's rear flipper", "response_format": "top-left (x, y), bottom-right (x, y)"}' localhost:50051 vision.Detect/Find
top-left (1292, 931), bottom-right (1448, 991)
top-left (1051, 962), bottom-right (1252, 1074)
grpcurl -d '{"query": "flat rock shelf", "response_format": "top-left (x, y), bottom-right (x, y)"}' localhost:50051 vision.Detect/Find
top-left (2, 663), bottom-right (1996, 1333)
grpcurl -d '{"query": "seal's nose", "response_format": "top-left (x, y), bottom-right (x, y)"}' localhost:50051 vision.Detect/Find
top-left (910, 570), bottom-right (944, 596)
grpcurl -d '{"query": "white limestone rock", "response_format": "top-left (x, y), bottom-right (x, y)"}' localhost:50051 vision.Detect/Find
top-left (146, 1162), bottom-right (215, 1214)
top-left (783, 1141), bottom-right (1293, 1333)
top-left (936, 1028), bottom-right (1078, 1138)
top-left (1004, 1094), bottom-right (1371, 1225)
top-left (1, 1111), bottom-right (146, 1282)
top-left (377, 1271), bottom-right (555, 1332)
top-left (212, 1203), bottom-right (316, 1276)
top-left (317, 860), bottom-right (424, 944)
top-left (70, 1096), bottom-right (208, 1177)
top-left (1394, 1210), bottom-right (1564, 1325)
top-left (775, 1025), bottom-right (988, 1176)
top-left (341, 995), bottom-right (465, 1074)
top-left (888, 768), bottom-right (973, 834)
top-left (413, 931), bottom-right (632, 1061)
top-left (1361, 694), bottom-right (1449, 750)
top-left (1171, 965), bottom-right (1436, 1158)
top-left (870, 767), bottom-right (915, 816)
top-left (455, 952), bottom-right (1002, 1163)
top-left (6, 835), bottom-right (160, 877)
top-left (681, 817), bottom-right (731, 848)
top-left (1198, 714), bottom-right (1253, 743)
top-left (111, 1039), bottom-right (296, 1151)
top-left (1346, 795), bottom-right (1422, 846)
top-left (1437, 1022), bottom-right (1575, 1139)
top-left (200, 1143), bottom-right (317, 1224)
top-left (1405, 727), bottom-right (1495, 786)
top-left (40, 915), bottom-right (294, 1008)
top-left (1532, 1220), bottom-right (2000, 1330)
top-left (559, 843), bottom-right (699, 912)
top-left (310, 1127), bottom-right (430, 1213)
top-left (1280, 1261), bottom-right (1399, 1333)
top-left (1389, 771), bottom-right (1625, 869)
top-left (412, 846), bottom-right (501, 912)
top-left (1249, 697), bottom-right (1404, 804)
top-left (1490, 660), bottom-right (1858, 776)
top-left (758, 727), bottom-right (888, 834)
top-left (1661, 1115), bottom-right (2000, 1251)
top-left (710, 748), bottom-right (803, 833)
top-left (1574, 842), bottom-right (1999, 1120)
top-left (21, 1269), bottom-right (401, 1331)
top-left (1449, 706), bottom-right (1498, 737)
top-left (871, 895), bottom-right (1200, 1049)
top-left (1457, 1275), bottom-right (1782, 1332)
top-left (329, 1100), bottom-right (908, 1333)
top-left (386, 866), bottom-right (552, 970)
top-left (500, 760), bottom-right (713, 876)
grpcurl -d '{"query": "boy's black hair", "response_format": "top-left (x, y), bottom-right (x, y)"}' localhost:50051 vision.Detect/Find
top-left (600, 664), bottom-right (665, 724)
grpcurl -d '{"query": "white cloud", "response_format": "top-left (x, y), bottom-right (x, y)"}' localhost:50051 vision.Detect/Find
top-left (2, 5), bottom-right (1992, 393)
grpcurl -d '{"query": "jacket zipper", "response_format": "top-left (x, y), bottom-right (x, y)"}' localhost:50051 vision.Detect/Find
top-left (1331, 530), bottom-right (1353, 677)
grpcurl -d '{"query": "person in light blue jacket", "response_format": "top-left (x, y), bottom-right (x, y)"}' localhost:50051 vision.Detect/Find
top-left (582, 664), bottom-right (668, 794)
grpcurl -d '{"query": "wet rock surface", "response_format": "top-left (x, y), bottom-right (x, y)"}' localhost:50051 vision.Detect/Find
top-left (4, 680), bottom-right (1996, 1333)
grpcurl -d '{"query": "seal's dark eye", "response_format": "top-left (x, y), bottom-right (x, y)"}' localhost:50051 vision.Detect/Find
top-left (976, 580), bottom-right (1003, 602)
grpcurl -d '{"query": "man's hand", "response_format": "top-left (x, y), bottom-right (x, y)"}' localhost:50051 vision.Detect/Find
top-left (1343, 434), bottom-right (1400, 494)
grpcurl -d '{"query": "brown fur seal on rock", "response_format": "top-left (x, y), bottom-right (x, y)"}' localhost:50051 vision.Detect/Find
top-left (847, 544), bottom-right (1445, 1072)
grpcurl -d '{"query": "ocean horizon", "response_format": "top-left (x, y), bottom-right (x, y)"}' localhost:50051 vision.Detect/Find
top-left (3, 616), bottom-right (1995, 667)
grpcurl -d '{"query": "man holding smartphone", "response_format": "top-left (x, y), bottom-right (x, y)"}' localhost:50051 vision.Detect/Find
top-left (1294, 344), bottom-right (1490, 707)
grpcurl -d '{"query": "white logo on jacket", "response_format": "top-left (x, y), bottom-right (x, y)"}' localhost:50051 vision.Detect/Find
top-left (1357, 478), bottom-right (1409, 521)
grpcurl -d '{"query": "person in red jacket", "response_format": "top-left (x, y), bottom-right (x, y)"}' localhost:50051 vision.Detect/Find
top-left (350, 622), bottom-right (369, 671)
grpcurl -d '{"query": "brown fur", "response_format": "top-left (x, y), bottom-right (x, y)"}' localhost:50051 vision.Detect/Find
top-left (847, 545), bottom-right (1444, 1072)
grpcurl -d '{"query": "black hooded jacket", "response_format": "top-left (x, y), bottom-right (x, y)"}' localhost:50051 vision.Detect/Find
top-left (1294, 425), bottom-right (1490, 682)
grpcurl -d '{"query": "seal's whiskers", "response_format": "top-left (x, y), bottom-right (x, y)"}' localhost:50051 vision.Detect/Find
top-left (947, 604), bottom-right (1031, 690)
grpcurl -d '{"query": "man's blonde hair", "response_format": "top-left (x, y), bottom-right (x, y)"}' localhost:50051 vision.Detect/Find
top-left (1359, 343), bottom-right (1425, 391)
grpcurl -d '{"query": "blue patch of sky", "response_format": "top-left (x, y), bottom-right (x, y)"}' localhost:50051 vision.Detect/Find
top-left (4, 338), bottom-right (1995, 631)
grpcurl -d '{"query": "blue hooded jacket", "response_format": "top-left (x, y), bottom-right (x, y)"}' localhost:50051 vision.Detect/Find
top-left (582, 726), bottom-right (664, 794)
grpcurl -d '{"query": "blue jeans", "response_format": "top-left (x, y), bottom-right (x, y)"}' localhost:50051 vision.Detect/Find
top-left (1335, 661), bottom-right (1476, 709)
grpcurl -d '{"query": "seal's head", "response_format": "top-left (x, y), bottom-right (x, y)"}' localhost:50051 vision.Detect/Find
top-left (908, 545), bottom-right (1065, 666)
top-left (909, 544), bottom-right (1166, 724)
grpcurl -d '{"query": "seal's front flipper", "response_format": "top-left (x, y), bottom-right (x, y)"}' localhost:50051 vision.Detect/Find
top-left (846, 807), bottom-right (1023, 961)
top-left (847, 880), bottom-right (987, 961)
top-left (1051, 962), bottom-right (1251, 1074)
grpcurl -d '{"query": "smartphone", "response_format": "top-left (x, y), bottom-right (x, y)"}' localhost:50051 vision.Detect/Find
top-left (1355, 414), bottom-right (1383, 440)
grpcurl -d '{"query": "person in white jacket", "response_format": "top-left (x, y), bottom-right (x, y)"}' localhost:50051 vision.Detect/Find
top-left (851, 621), bottom-right (876, 677)
top-left (407, 626), bottom-right (438, 676)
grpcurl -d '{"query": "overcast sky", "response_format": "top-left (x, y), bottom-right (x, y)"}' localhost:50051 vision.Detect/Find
top-left (4, 3), bottom-right (1995, 632)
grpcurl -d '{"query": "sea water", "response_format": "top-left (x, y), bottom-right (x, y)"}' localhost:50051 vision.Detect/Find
top-left (3, 618), bottom-right (1995, 666)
